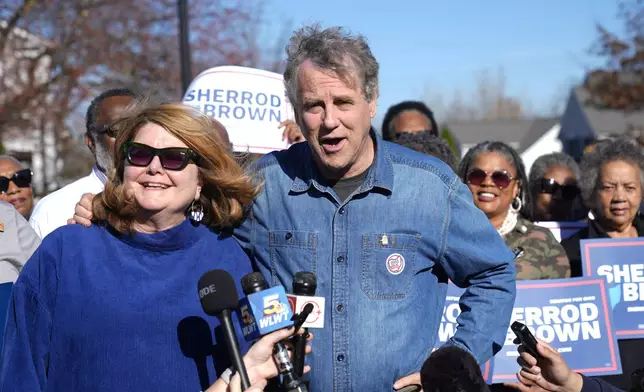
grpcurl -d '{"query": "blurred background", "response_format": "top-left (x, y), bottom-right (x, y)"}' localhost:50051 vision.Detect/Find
top-left (1, 0), bottom-right (642, 199)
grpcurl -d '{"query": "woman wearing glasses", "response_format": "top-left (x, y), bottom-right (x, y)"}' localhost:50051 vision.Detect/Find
top-left (528, 153), bottom-right (584, 222)
top-left (0, 155), bottom-right (34, 219)
top-left (1, 104), bottom-right (260, 392)
top-left (457, 141), bottom-right (570, 280)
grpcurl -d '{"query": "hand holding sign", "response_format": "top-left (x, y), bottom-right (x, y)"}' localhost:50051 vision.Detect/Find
top-left (279, 120), bottom-right (304, 144)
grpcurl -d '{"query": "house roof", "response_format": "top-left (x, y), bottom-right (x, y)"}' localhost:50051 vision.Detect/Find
top-left (560, 88), bottom-right (644, 141)
top-left (446, 117), bottom-right (559, 152)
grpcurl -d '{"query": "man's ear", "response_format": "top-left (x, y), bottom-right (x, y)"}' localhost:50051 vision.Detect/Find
top-left (85, 134), bottom-right (96, 155)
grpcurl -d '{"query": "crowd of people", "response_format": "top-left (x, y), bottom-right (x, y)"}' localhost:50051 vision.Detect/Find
top-left (0, 23), bottom-right (642, 392)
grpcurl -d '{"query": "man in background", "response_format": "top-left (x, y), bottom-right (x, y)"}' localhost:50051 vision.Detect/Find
top-left (0, 156), bottom-right (34, 220)
top-left (381, 100), bottom-right (439, 141)
top-left (29, 88), bottom-right (139, 238)
top-left (394, 131), bottom-right (457, 170)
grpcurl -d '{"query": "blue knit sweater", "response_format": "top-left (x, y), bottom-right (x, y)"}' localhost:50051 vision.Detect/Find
top-left (0, 219), bottom-right (253, 392)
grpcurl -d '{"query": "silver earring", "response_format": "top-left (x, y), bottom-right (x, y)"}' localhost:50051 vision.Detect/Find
top-left (190, 200), bottom-right (204, 222)
top-left (511, 196), bottom-right (523, 212)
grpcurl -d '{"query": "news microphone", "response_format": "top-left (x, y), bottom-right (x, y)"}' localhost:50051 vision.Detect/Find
top-left (239, 272), bottom-right (294, 340)
top-left (290, 272), bottom-right (317, 378)
top-left (198, 269), bottom-right (251, 390)
top-left (240, 272), bottom-right (307, 392)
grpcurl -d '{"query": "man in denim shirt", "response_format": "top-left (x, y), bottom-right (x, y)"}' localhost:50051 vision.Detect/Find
top-left (70, 25), bottom-right (516, 392)
top-left (235, 25), bottom-right (517, 391)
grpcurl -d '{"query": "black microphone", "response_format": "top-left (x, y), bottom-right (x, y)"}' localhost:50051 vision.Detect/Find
top-left (198, 269), bottom-right (251, 390)
top-left (241, 272), bottom-right (308, 392)
top-left (291, 272), bottom-right (317, 378)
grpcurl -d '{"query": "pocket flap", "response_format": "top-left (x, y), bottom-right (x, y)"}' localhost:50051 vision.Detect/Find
top-left (269, 230), bottom-right (317, 248)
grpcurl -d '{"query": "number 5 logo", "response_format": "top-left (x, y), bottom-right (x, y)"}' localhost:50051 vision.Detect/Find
top-left (263, 294), bottom-right (282, 315)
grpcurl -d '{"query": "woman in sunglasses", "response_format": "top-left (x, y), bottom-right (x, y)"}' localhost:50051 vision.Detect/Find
top-left (560, 138), bottom-right (644, 392)
top-left (0, 155), bottom-right (34, 219)
top-left (458, 141), bottom-right (570, 280)
top-left (1, 103), bottom-right (260, 392)
top-left (529, 153), bottom-right (584, 222)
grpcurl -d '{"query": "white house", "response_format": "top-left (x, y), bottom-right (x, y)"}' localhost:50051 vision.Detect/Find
top-left (0, 20), bottom-right (60, 195)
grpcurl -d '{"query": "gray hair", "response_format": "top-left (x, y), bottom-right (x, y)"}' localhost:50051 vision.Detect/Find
top-left (579, 138), bottom-right (644, 209)
top-left (528, 152), bottom-right (580, 185)
top-left (283, 24), bottom-right (379, 108)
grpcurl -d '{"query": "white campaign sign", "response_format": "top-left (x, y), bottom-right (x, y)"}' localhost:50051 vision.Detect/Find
top-left (182, 66), bottom-right (294, 154)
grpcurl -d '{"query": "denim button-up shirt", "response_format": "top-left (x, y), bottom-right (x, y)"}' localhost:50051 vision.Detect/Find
top-left (234, 133), bottom-right (516, 392)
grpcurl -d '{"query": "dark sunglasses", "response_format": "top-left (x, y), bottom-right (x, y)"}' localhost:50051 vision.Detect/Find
top-left (467, 168), bottom-right (515, 189)
top-left (537, 179), bottom-right (579, 200)
top-left (123, 142), bottom-right (200, 171)
top-left (0, 168), bottom-right (32, 194)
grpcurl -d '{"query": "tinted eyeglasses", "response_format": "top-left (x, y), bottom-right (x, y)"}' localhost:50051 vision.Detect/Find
top-left (537, 179), bottom-right (579, 200)
top-left (467, 168), bottom-right (515, 189)
top-left (123, 142), bottom-right (200, 171)
top-left (0, 168), bottom-right (32, 194)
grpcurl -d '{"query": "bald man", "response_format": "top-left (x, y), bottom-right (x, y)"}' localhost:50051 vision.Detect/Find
top-left (0, 155), bottom-right (34, 219)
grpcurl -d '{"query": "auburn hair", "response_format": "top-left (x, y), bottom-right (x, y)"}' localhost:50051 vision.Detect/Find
top-left (92, 102), bottom-right (261, 233)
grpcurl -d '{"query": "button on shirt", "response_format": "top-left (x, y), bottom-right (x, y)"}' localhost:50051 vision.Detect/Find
top-left (234, 133), bottom-right (517, 392)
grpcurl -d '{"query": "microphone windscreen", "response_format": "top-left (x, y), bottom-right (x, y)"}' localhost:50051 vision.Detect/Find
top-left (198, 269), bottom-right (239, 316)
top-left (293, 271), bottom-right (317, 296)
top-left (241, 272), bottom-right (268, 295)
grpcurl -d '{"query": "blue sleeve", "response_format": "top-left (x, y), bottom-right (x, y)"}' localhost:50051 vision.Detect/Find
top-left (439, 179), bottom-right (517, 363)
top-left (0, 232), bottom-right (61, 391)
top-left (581, 375), bottom-right (626, 392)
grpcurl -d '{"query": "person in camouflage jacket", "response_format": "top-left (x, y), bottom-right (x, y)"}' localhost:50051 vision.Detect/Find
top-left (504, 217), bottom-right (571, 279)
top-left (458, 141), bottom-right (571, 281)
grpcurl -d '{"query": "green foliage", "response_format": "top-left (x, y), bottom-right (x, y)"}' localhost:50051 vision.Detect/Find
top-left (440, 125), bottom-right (461, 166)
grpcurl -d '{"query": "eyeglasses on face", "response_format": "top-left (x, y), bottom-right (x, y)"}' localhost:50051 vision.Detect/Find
top-left (466, 168), bottom-right (515, 189)
top-left (123, 142), bottom-right (200, 171)
top-left (0, 168), bottom-right (32, 194)
top-left (537, 179), bottom-right (579, 200)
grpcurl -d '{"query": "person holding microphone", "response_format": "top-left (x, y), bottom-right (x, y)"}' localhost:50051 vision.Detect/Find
top-left (207, 327), bottom-right (312, 392)
top-left (507, 338), bottom-right (632, 392)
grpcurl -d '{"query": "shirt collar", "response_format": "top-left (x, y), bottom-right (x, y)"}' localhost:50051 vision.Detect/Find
top-left (289, 128), bottom-right (394, 195)
top-left (92, 165), bottom-right (109, 185)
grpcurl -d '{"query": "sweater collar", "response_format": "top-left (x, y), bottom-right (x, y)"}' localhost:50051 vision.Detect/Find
top-left (110, 218), bottom-right (209, 251)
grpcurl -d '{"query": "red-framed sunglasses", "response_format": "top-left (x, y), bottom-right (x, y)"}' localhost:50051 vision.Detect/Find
top-left (466, 168), bottom-right (515, 190)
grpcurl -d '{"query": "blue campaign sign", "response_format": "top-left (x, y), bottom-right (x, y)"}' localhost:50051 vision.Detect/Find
top-left (581, 238), bottom-right (644, 339)
top-left (492, 278), bottom-right (621, 383)
top-left (435, 284), bottom-right (494, 384)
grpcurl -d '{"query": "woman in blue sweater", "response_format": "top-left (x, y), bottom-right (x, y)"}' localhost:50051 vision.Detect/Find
top-left (0, 103), bottom-right (261, 391)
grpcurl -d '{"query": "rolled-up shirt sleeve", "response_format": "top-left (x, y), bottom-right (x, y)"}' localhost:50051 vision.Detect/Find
top-left (438, 178), bottom-right (517, 363)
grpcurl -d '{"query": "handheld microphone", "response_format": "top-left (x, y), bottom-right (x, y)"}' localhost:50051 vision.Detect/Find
top-left (240, 272), bottom-right (307, 392)
top-left (289, 272), bottom-right (318, 378)
top-left (198, 269), bottom-right (251, 391)
top-left (239, 272), bottom-right (294, 340)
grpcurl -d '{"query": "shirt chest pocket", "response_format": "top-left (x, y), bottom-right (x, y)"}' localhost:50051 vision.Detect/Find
top-left (361, 233), bottom-right (420, 300)
top-left (269, 230), bottom-right (317, 287)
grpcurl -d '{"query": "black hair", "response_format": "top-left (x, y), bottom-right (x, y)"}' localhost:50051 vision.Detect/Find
top-left (457, 141), bottom-right (532, 220)
top-left (381, 101), bottom-right (438, 141)
top-left (421, 346), bottom-right (490, 392)
top-left (85, 88), bottom-right (139, 139)
top-left (394, 131), bottom-right (457, 170)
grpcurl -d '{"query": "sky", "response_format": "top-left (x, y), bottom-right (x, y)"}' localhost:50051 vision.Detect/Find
top-left (263, 0), bottom-right (624, 125)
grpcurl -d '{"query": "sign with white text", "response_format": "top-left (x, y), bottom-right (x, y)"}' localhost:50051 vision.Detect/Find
top-left (492, 278), bottom-right (621, 383)
top-left (581, 238), bottom-right (644, 339)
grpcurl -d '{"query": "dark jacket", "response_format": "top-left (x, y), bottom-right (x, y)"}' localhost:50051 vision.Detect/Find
top-left (581, 375), bottom-right (626, 392)
top-left (560, 217), bottom-right (644, 391)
